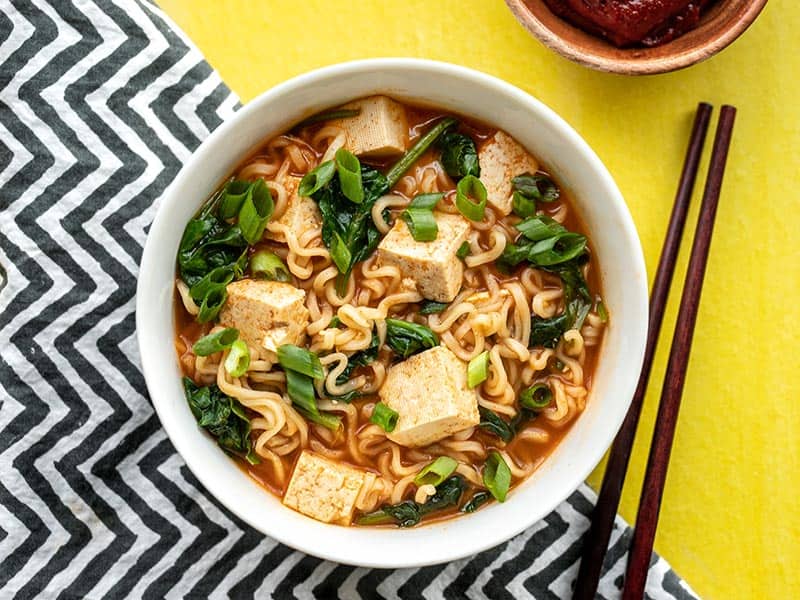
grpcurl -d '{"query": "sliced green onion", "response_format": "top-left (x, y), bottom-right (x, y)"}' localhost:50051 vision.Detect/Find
top-left (238, 179), bottom-right (274, 244)
top-left (298, 160), bottom-right (336, 197)
top-left (419, 300), bottom-right (448, 315)
top-left (467, 351), bottom-right (490, 388)
top-left (330, 231), bottom-right (353, 273)
top-left (401, 192), bottom-right (444, 242)
top-left (520, 383), bottom-right (552, 411)
top-left (512, 190), bottom-right (536, 218)
top-left (483, 451), bottom-right (511, 502)
top-left (455, 175), bottom-right (487, 221)
top-left (224, 339), bottom-right (250, 377)
top-left (219, 180), bottom-right (252, 220)
top-left (328, 316), bottom-right (341, 328)
top-left (401, 208), bottom-right (438, 241)
top-left (334, 148), bottom-right (364, 204)
top-left (414, 456), bottom-right (458, 487)
top-left (409, 192), bottom-right (444, 210)
top-left (461, 490), bottom-right (491, 513)
top-left (189, 265), bottom-right (234, 302)
top-left (512, 172), bottom-right (560, 203)
top-left (277, 344), bottom-right (324, 379)
top-left (385, 117), bottom-right (458, 189)
top-left (597, 299), bottom-right (609, 323)
top-left (250, 249), bottom-right (290, 282)
top-left (192, 328), bottom-right (239, 356)
top-left (197, 286), bottom-right (227, 324)
top-left (370, 402), bottom-right (399, 432)
top-left (456, 241), bottom-right (470, 260)
top-left (296, 107), bottom-right (361, 128)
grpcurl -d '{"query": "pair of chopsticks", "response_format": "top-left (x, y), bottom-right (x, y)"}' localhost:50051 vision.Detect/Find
top-left (574, 103), bottom-right (736, 600)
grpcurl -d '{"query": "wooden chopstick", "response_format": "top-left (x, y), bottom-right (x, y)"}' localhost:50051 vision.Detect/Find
top-left (621, 105), bottom-right (737, 599)
top-left (573, 102), bottom-right (713, 600)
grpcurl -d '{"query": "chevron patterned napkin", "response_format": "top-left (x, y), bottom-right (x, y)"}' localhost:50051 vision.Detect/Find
top-left (0, 1), bottom-right (700, 598)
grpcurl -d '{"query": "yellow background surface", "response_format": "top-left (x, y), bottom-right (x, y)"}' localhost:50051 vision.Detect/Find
top-left (158, 1), bottom-right (797, 597)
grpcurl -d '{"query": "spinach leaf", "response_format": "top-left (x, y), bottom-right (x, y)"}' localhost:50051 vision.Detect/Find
top-left (478, 406), bottom-right (515, 443)
top-left (384, 318), bottom-right (439, 359)
top-left (313, 164), bottom-right (389, 294)
top-left (183, 378), bottom-right (259, 464)
top-left (419, 300), bottom-right (449, 315)
top-left (461, 490), bottom-right (492, 513)
top-left (529, 255), bottom-right (592, 348)
top-left (357, 475), bottom-right (467, 527)
top-left (438, 131), bottom-right (480, 179)
top-left (335, 333), bottom-right (380, 385)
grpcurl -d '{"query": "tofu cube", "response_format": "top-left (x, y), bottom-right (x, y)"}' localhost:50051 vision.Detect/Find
top-left (376, 213), bottom-right (470, 302)
top-left (269, 174), bottom-right (322, 243)
top-left (218, 280), bottom-right (309, 352)
top-left (329, 96), bottom-right (408, 158)
top-left (478, 130), bottom-right (540, 215)
top-left (379, 346), bottom-right (479, 448)
top-left (282, 451), bottom-right (367, 525)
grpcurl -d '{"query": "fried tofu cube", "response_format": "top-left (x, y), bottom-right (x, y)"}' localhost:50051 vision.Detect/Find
top-left (218, 280), bottom-right (309, 352)
top-left (478, 130), bottom-right (540, 215)
top-left (282, 451), bottom-right (367, 525)
top-left (329, 95), bottom-right (408, 158)
top-left (379, 346), bottom-right (479, 448)
top-left (269, 174), bottom-right (322, 243)
top-left (376, 213), bottom-right (470, 302)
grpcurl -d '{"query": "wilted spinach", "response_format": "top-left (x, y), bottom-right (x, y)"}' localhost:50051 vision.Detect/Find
top-left (384, 318), bottom-right (439, 359)
top-left (183, 377), bottom-right (259, 464)
top-left (335, 332), bottom-right (380, 386)
top-left (357, 475), bottom-right (467, 527)
top-left (437, 131), bottom-right (480, 179)
top-left (178, 187), bottom-right (248, 322)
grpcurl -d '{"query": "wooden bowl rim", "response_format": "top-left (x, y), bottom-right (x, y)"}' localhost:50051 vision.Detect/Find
top-left (505, 0), bottom-right (769, 75)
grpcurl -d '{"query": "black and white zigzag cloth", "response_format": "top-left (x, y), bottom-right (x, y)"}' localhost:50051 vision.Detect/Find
top-left (0, 1), bottom-right (701, 598)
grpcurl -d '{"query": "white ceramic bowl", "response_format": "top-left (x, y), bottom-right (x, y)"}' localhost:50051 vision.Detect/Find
top-left (136, 58), bottom-right (648, 568)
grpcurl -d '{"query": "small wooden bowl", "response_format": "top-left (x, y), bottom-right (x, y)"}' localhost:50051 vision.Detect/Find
top-left (505, 0), bottom-right (768, 75)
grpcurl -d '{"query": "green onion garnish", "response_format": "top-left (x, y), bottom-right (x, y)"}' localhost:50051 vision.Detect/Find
top-left (401, 192), bottom-right (443, 242)
top-left (414, 456), bottom-right (458, 487)
top-left (512, 190), bottom-right (536, 218)
top-left (277, 344), bottom-right (324, 380)
top-left (385, 117), bottom-right (458, 189)
top-left (597, 299), bottom-right (609, 323)
top-left (419, 300), bottom-right (448, 315)
top-left (328, 316), bottom-right (341, 328)
top-left (250, 249), bottom-right (290, 282)
top-left (296, 107), bottom-right (361, 128)
top-left (370, 402), bottom-right (399, 432)
top-left (197, 286), bottom-right (227, 324)
top-left (467, 351), bottom-right (490, 388)
top-left (298, 160), bottom-right (336, 197)
top-left (483, 451), bottom-right (511, 502)
top-left (520, 383), bottom-right (552, 411)
top-left (334, 148), bottom-right (364, 204)
top-left (455, 175), bottom-right (487, 221)
top-left (219, 180), bottom-right (252, 220)
top-left (224, 339), bottom-right (250, 377)
top-left (401, 208), bottom-right (437, 241)
top-left (456, 241), bottom-right (470, 259)
top-left (192, 328), bottom-right (239, 356)
top-left (237, 179), bottom-right (274, 244)
top-left (409, 192), bottom-right (444, 210)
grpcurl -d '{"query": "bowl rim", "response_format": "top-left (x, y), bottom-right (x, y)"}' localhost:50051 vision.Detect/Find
top-left (136, 57), bottom-right (648, 568)
top-left (504, 0), bottom-right (769, 75)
